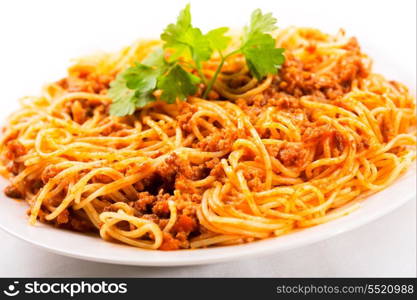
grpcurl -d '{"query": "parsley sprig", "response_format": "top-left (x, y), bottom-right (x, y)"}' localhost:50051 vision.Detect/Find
top-left (109, 5), bottom-right (285, 116)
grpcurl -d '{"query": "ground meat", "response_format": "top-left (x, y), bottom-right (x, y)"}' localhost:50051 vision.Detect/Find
top-left (204, 157), bottom-right (219, 170)
top-left (337, 54), bottom-right (365, 85)
top-left (41, 165), bottom-right (61, 184)
top-left (56, 209), bottom-right (70, 224)
top-left (271, 92), bottom-right (302, 110)
top-left (357, 138), bottom-right (370, 152)
top-left (92, 174), bottom-right (114, 184)
top-left (5, 140), bottom-right (26, 160)
top-left (1, 130), bottom-right (18, 145)
top-left (6, 161), bottom-right (21, 176)
top-left (173, 176), bottom-right (199, 195)
top-left (57, 71), bottom-right (112, 95)
top-left (155, 155), bottom-right (178, 184)
top-left (303, 124), bottom-right (336, 144)
top-left (69, 217), bottom-right (95, 232)
top-left (236, 98), bottom-right (264, 123)
top-left (159, 232), bottom-right (181, 251)
top-left (236, 91), bottom-right (302, 127)
top-left (277, 143), bottom-right (308, 167)
top-left (174, 193), bottom-right (202, 206)
top-left (130, 191), bottom-right (173, 217)
top-left (197, 128), bottom-right (237, 152)
top-left (172, 215), bottom-right (197, 234)
top-left (152, 194), bottom-right (171, 218)
top-left (266, 142), bottom-right (308, 168)
top-left (141, 213), bottom-right (160, 225)
top-left (380, 116), bottom-right (395, 142)
top-left (205, 157), bottom-right (225, 179)
top-left (175, 231), bottom-right (190, 247)
top-left (133, 192), bottom-right (157, 213)
top-left (28, 179), bottom-right (43, 195)
top-left (176, 102), bottom-right (197, 133)
top-left (49, 208), bottom-right (95, 232)
top-left (242, 167), bottom-right (266, 192)
top-left (156, 153), bottom-right (209, 182)
top-left (133, 173), bottom-right (161, 193)
top-left (128, 187), bottom-right (200, 249)
top-left (334, 131), bottom-right (345, 152)
top-left (71, 100), bottom-right (87, 124)
top-left (4, 185), bottom-right (22, 198)
top-left (99, 121), bottom-right (125, 136)
top-left (278, 39), bottom-right (369, 100)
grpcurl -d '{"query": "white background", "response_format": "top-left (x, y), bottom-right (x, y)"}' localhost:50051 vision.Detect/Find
top-left (0, 0), bottom-right (415, 277)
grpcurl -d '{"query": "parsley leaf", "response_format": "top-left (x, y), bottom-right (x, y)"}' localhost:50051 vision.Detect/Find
top-left (157, 65), bottom-right (200, 103)
top-left (183, 28), bottom-right (212, 63)
top-left (141, 47), bottom-right (166, 68)
top-left (203, 9), bottom-right (284, 96)
top-left (161, 4), bottom-right (211, 62)
top-left (241, 9), bottom-right (284, 80)
top-left (108, 73), bottom-right (138, 117)
top-left (243, 9), bottom-right (277, 42)
top-left (242, 33), bottom-right (285, 80)
top-left (162, 3), bottom-right (192, 40)
top-left (161, 4), bottom-right (228, 86)
top-left (109, 49), bottom-right (166, 116)
top-left (124, 64), bottom-right (159, 90)
top-left (205, 27), bottom-right (231, 52)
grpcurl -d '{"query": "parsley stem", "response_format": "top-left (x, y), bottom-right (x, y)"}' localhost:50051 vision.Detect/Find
top-left (202, 58), bottom-right (224, 98)
top-left (195, 61), bottom-right (207, 85)
top-left (202, 49), bottom-right (240, 99)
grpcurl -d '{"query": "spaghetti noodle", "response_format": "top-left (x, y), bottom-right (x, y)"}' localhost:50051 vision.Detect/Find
top-left (0, 27), bottom-right (415, 250)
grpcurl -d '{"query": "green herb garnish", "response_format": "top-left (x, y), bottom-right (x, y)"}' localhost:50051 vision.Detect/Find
top-left (109, 5), bottom-right (285, 116)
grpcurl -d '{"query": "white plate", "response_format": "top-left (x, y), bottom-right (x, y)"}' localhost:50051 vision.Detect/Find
top-left (0, 165), bottom-right (415, 266)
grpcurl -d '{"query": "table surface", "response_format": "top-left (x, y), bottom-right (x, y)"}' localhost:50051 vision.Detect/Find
top-left (1, 199), bottom-right (415, 277)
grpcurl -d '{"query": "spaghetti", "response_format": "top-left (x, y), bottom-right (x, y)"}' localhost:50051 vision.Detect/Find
top-left (0, 27), bottom-right (415, 250)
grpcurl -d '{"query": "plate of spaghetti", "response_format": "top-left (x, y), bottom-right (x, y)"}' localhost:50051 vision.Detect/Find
top-left (0, 5), bottom-right (415, 266)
